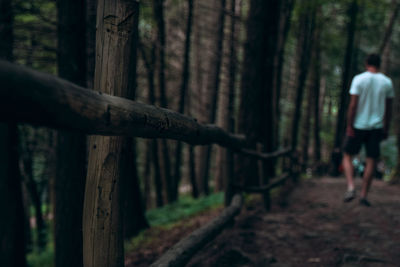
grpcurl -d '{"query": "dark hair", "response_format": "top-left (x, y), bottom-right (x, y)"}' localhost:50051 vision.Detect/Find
top-left (365, 54), bottom-right (381, 68)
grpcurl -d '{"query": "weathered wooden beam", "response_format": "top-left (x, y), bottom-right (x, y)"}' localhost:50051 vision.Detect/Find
top-left (150, 194), bottom-right (243, 267)
top-left (233, 173), bottom-right (291, 193)
top-left (237, 147), bottom-right (292, 161)
top-left (0, 60), bottom-right (245, 148)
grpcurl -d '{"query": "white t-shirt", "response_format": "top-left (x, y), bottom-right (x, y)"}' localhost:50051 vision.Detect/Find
top-left (349, 71), bottom-right (394, 130)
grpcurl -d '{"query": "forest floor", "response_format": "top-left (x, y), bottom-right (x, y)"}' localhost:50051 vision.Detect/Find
top-left (125, 177), bottom-right (400, 267)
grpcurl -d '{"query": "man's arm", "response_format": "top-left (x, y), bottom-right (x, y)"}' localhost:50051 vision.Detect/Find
top-left (346, 95), bottom-right (359, 137)
top-left (383, 98), bottom-right (393, 139)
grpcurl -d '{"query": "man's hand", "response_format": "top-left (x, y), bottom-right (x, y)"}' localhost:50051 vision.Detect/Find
top-left (346, 125), bottom-right (355, 137)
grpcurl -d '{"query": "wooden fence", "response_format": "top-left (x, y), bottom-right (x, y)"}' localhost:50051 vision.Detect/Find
top-left (0, 60), bottom-right (299, 266)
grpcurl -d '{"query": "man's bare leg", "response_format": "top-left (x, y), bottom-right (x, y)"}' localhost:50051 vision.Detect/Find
top-left (343, 153), bottom-right (355, 191)
top-left (361, 157), bottom-right (376, 199)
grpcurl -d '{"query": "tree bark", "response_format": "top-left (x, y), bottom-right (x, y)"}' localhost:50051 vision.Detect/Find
top-left (173, 0), bottom-right (195, 201)
top-left (237, 0), bottom-right (280, 190)
top-left (0, 1), bottom-right (26, 265)
top-left (55, 1), bottom-right (87, 266)
top-left (123, 138), bottom-right (149, 239)
top-left (290, 1), bottom-right (316, 152)
top-left (0, 124), bottom-right (27, 267)
top-left (153, 0), bottom-right (174, 203)
top-left (215, 0), bottom-right (241, 192)
top-left (198, 0), bottom-right (227, 195)
top-left (330, 0), bottom-right (358, 176)
top-left (140, 42), bottom-right (165, 207)
top-left (273, 0), bottom-right (295, 149)
top-left (379, 0), bottom-right (400, 55)
top-left (83, 1), bottom-right (140, 266)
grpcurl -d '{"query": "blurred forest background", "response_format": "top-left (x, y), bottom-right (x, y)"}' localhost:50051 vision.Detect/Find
top-left (1, 0), bottom-right (400, 266)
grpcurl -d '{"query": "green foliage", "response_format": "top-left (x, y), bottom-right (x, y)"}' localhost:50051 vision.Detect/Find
top-left (125, 192), bottom-right (224, 253)
top-left (146, 192), bottom-right (224, 227)
top-left (27, 221), bottom-right (54, 267)
top-left (27, 248), bottom-right (54, 267)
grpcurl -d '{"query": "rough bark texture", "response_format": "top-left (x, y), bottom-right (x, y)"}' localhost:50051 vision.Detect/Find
top-left (55, 1), bottom-right (87, 266)
top-left (83, 1), bottom-right (140, 266)
top-left (0, 60), bottom-right (247, 149)
top-left (330, 0), bottom-right (358, 176)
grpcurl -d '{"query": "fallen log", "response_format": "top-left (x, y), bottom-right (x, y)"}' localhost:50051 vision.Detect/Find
top-left (150, 194), bottom-right (243, 267)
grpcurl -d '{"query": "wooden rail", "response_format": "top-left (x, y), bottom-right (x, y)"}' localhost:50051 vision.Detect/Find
top-left (0, 60), bottom-right (299, 266)
top-left (233, 172), bottom-right (291, 193)
top-left (0, 60), bottom-right (246, 149)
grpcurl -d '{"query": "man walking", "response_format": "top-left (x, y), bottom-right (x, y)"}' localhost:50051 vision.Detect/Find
top-left (342, 54), bottom-right (394, 206)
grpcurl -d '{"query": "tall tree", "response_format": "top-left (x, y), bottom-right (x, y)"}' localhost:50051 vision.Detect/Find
top-left (330, 0), bottom-right (358, 176)
top-left (197, 0), bottom-right (227, 195)
top-left (0, 0), bottom-right (27, 265)
top-left (82, 1), bottom-right (140, 266)
top-left (215, 0), bottom-right (240, 192)
top-left (290, 1), bottom-right (316, 153)
top-left (273, 0), bottom-right (295, 148)
top-left (236, 0), bottom-right (281, 204)
top-left (153, 0), bottom-right (174, 202)
top-left (312, 17), bottom-right (322, 168)
top-left (55, 1), bottom-right (87, 266)
top-left (173, 0), bottom-right (195, 201)
top-left (140, 41), bottom-right (165, 207)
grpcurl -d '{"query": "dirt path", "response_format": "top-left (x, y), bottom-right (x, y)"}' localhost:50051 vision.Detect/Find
top-left (185, 177), bottom-right (400, 267)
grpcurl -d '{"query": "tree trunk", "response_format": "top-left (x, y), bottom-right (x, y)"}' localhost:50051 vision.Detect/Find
top-left (290, 2), bottom-right (316, 152)
top-left (273, 0), bottom-right (295, 148)
top-left (86, 0), bottom-right (97, 89)
top-left (379, 0), bottom-right (400, 55)
top-left (301, 85), bottom-right (312, 170)
top-left (312, 17), bottom-right (322, 167)
top-left (123, 138), bottom-right (149, 239)
top-left (0, 124), bottom-right (27, 267)
top-left (173, 0), bottom-right (195, 201)
top-left (83, 1), bottom-right (139, 266)
top-left (330, 0), bottom-right (358, 176)
top-left (21, 151), bottom-right (46, 251)
top-left (237, 0), bottom-right (279, 190)
top-left (0, 1), bottom-right (26, 265)
top-left (56, 1), bottom-right (87, 266)
top-left (198, 0), bottom-right (227, 195)
top-left (140, 42), bottom-right (165, 207)
top-left (153, 0), bottom-right (174, 203)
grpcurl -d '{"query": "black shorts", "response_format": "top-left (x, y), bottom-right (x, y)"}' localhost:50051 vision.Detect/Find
top-left (342, 128), bottom-right (383, 159)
